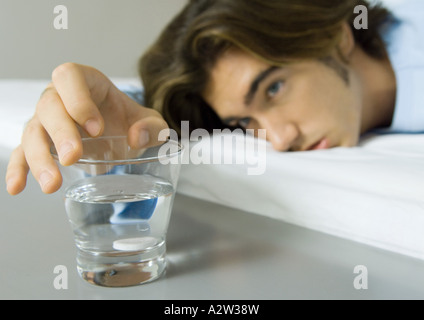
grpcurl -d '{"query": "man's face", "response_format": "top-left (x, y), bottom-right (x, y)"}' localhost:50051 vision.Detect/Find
top-left (202, 48), bottom-right (364, 151)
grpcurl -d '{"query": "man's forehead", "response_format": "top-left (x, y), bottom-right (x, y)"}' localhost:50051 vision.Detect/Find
top-left (203, 48), bottom-right (269, 108)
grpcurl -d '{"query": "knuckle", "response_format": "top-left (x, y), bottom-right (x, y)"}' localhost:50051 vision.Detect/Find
top-left (51, 62), bottom-right (77, 82)
top-left (36, 97), bottom-right (52, 114)
top-left (40, 83), bottom-right (55, 97)
top-left (49, 125), bottom-right (69, 140)
top-left (37, 85), bottom-right (58, 114)
top-left (23, 118), bottom-right (39, 135)
top-left (148, 108), bottom-right (167, 123)
top-left (22, 119), bottom-right (48, 146)
top-left (150, 109), bottom-right (161, 118)
top-left (156, 115), bottom-right (169, 129)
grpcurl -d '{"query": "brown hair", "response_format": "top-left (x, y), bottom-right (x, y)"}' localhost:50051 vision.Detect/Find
top-left (139, 0), bottom-right (391, 135)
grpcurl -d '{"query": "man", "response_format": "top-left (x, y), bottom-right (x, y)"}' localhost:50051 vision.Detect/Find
top-left (5, 0), bottom-right (424, 195)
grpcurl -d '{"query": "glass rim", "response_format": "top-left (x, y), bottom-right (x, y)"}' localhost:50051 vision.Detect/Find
top-left (50, 135), bottom-right (183, 165)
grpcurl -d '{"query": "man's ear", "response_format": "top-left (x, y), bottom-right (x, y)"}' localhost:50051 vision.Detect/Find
top-left (337, 22), bottom-right (355, 63)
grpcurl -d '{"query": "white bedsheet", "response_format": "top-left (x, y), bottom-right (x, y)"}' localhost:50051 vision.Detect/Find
top-left (177, 132), bottom-right (424, 260)
top-left (1, 79), bottom-right (423, 260)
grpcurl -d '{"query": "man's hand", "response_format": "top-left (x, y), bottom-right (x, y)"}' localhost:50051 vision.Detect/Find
top-left (6, 63), bottom-right (168, 195)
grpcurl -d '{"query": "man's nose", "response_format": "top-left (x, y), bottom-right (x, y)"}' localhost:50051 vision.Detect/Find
top-left (259, 117), bottom-right (301, 152)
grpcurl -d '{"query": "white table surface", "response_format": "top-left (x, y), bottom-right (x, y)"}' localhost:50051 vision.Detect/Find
top-left (1, 147), bottom-right (424, 300)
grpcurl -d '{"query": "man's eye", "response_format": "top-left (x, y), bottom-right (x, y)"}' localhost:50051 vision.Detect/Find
top-left (238, 117), bottom-right (251, 128)
top-left (267, 81), bottom-right (284, 98)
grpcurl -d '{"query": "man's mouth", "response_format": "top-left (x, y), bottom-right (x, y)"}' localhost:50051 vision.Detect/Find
top-left (307, 138), bottom-right (330, 151)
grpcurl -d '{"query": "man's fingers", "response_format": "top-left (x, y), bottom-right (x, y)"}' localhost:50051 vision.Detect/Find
top-left (6, 145), bottom-right (29, 195)
top-left (21, 119), bottom-right (63, 194)
top-left (127, 116), bottom-right (170, 149)
top-left (36, 87), bottom-right (83, 166)
top-left (51, 63), bottom-right (105, 137)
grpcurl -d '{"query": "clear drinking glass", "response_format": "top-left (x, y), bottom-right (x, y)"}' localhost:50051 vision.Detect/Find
top-left (52, 136), bottom-right (183, 287)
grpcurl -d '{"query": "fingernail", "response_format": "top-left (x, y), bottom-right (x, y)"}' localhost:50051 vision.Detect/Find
top-left (39, 171), bottom-right (53, 190)
top-left (59, 141), bottom-right (74, 164)
top-left (85, 119), bottom-right (101, 137)
top-left (139, 130), bottom-right (150, 147)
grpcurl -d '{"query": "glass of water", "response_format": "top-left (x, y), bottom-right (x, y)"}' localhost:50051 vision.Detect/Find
top-left (52, 136), bottom-right (183, 287)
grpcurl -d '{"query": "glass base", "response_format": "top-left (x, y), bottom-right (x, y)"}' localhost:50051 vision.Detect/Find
top-left (76, 241), bottom-right (167, 287)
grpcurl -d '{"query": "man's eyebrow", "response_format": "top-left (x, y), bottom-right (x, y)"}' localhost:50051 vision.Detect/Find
top-left (244, 66), bottom-right (280, 106)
